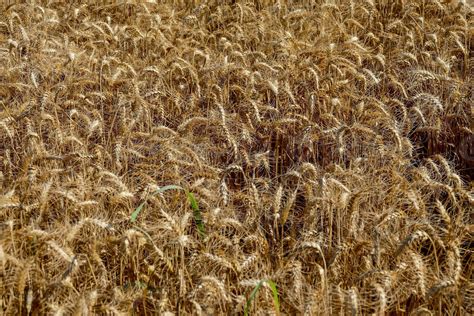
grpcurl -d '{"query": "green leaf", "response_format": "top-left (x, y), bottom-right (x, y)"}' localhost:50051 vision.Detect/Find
top-left (130, 185), bottom-right (206, 239)
top-left (186, 191), bottom-right (206, 238)
top-left (130, 201), bottom-right (146, 223)
top-left (130, 185), bottom-right (183, 223)
top-left (244, 279), bottom-right (280, 316)
top-left (154, 185), bottom-right (184, 194)
top-left (245, 280), bottom-right (265, 316)
top-left (267, 280), bottom-right (280, 313)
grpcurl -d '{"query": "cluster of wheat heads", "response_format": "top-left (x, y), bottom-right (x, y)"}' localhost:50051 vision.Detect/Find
top-left (0, 1), bottom-right (473, 314)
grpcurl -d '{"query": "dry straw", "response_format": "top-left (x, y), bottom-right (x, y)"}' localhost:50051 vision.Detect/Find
top-left (0, 1), bottom-right (472, 314)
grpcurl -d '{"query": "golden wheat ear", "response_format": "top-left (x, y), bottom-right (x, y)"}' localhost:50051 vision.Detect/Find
top-left (1, 0), bottom-right (472, 314)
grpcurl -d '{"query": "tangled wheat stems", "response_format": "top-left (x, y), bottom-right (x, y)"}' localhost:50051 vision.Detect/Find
top-left (1, 1), bottom-right (473, 314)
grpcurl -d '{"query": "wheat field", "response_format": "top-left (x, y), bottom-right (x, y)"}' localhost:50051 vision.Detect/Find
top-left (0, 1), bottom-right (473, 315)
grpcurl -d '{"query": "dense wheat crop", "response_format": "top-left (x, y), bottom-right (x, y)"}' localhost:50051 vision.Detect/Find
top-left (1, 1), bottom-right (473, 314)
